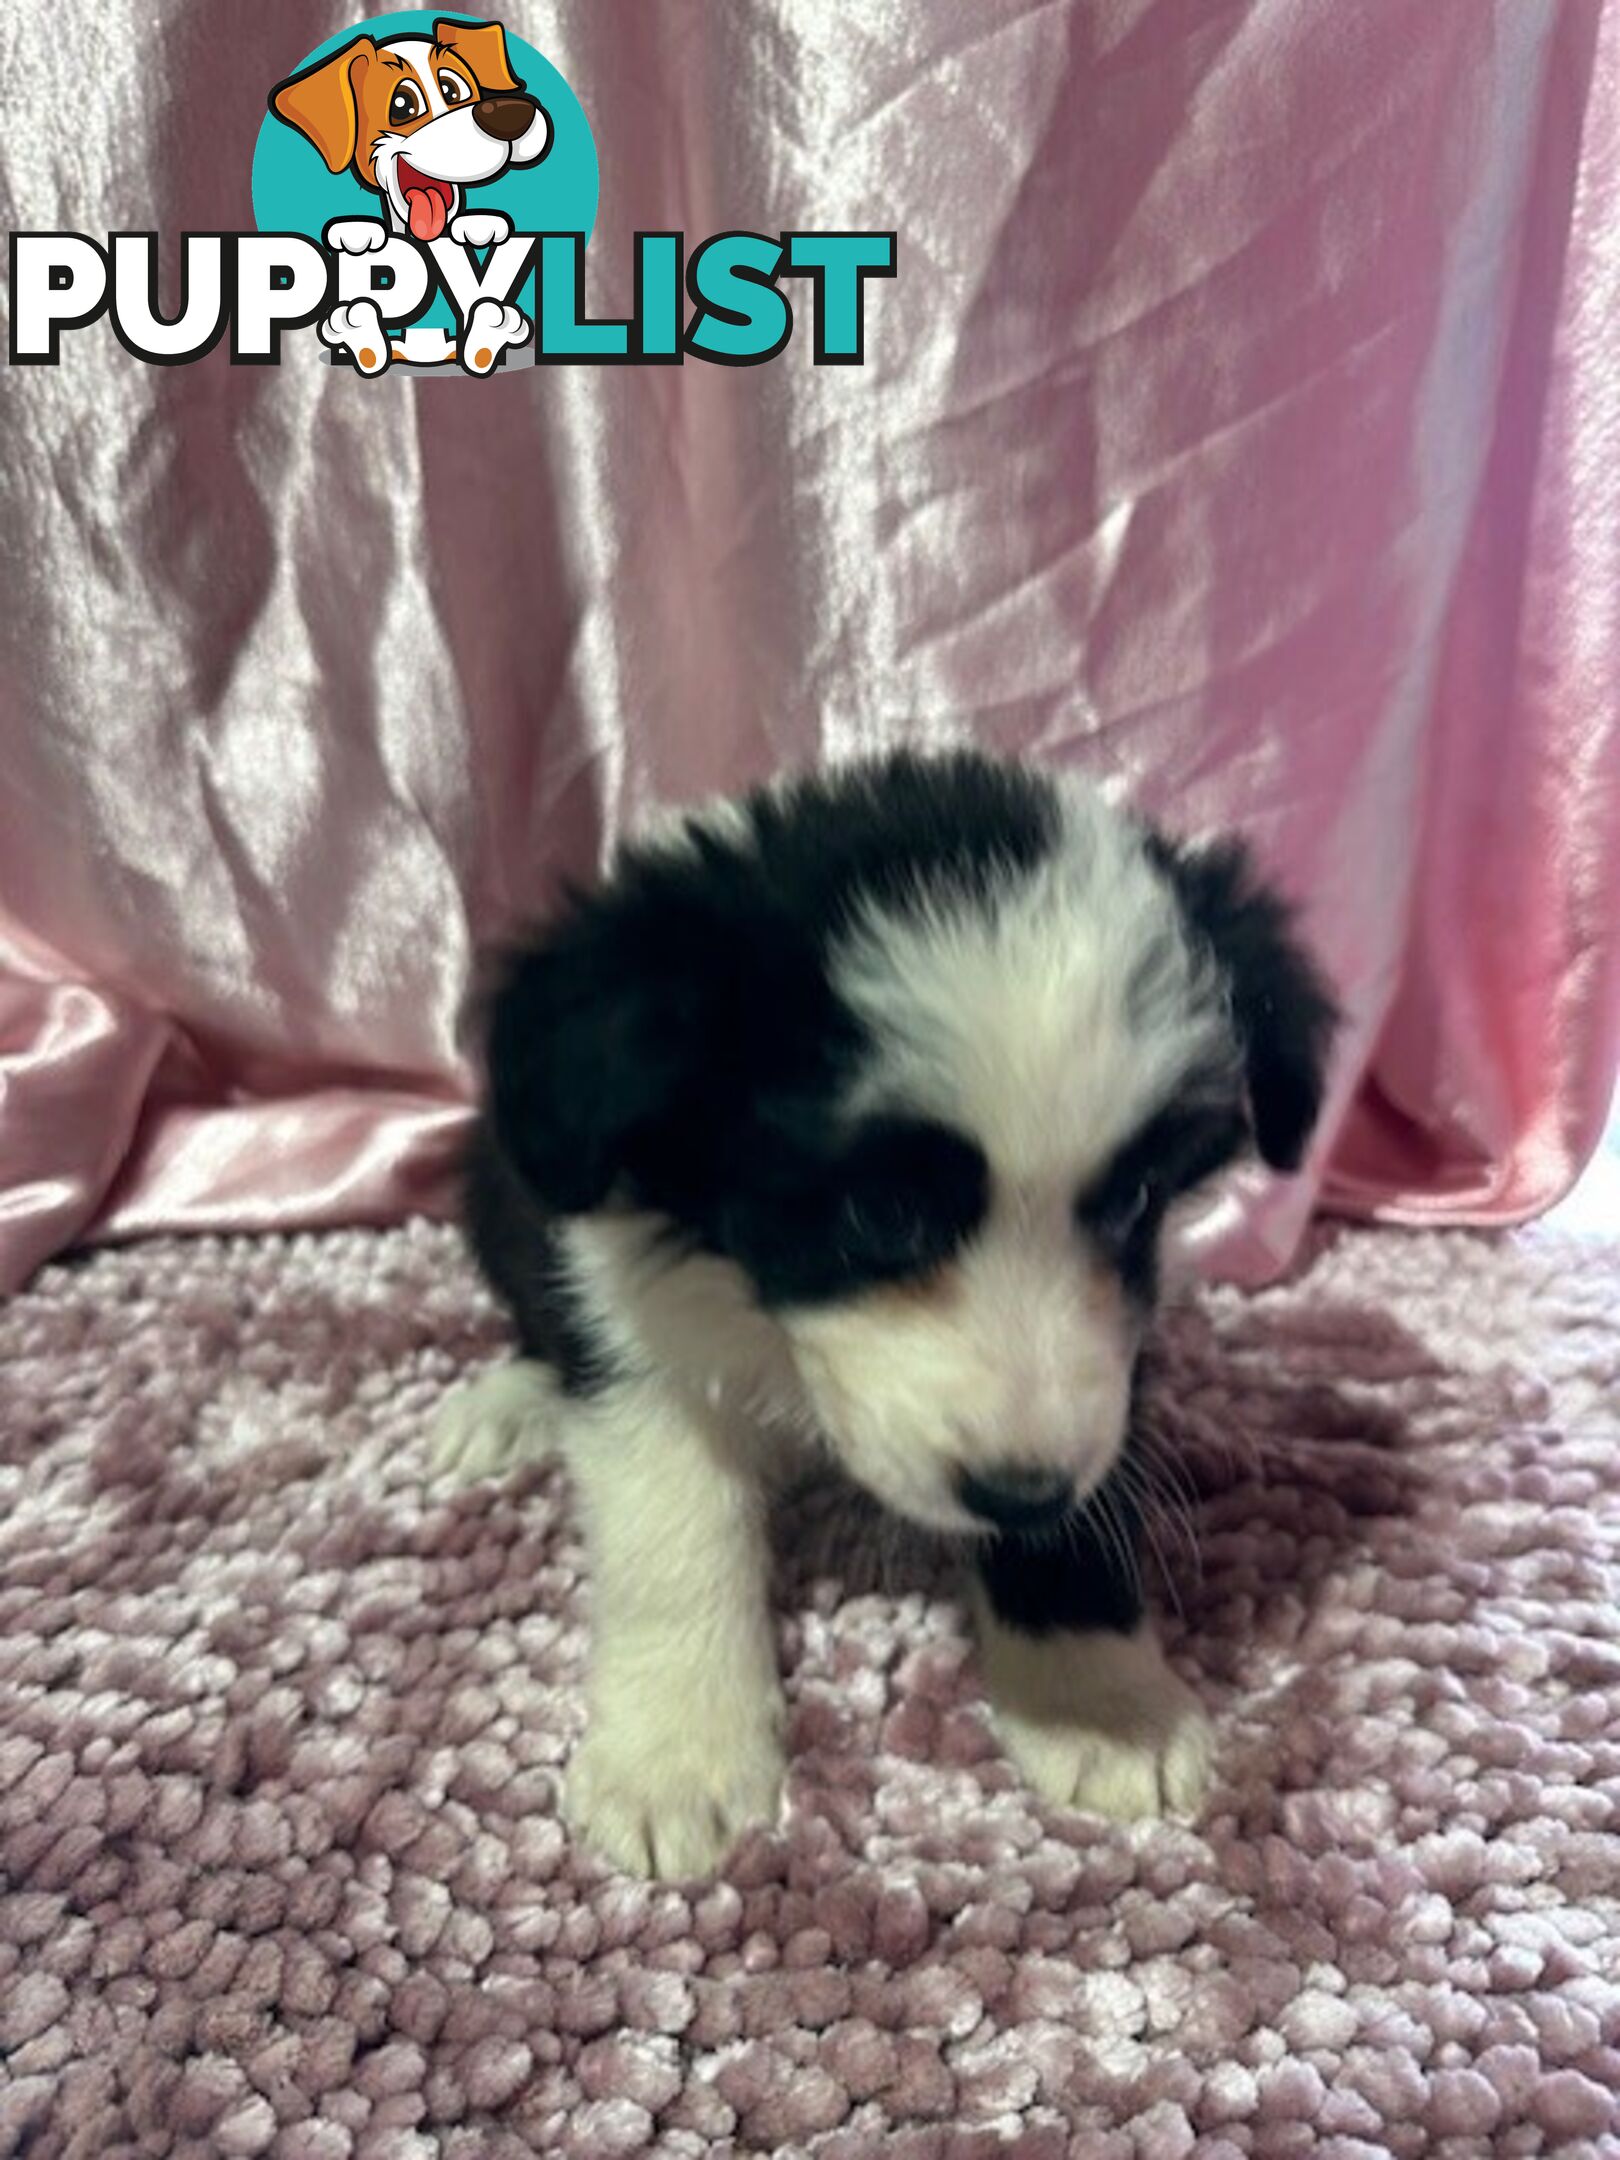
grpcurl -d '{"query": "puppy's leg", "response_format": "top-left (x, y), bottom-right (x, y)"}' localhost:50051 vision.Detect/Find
top-left (459, 300), bottom-right (531, 377)
top-left (324, 219), bottom-right (390, 257)
top-left (318, 299), bottom-right (392, 376)
top-left (564, 1375), bottom-right (783, 1879)
top-left (974, 1471), bottom-right (1212, 1821)
top-left (431, 1360), bottom-right (562, 1483)
top-left (448, 210), bottom-right (513, 249)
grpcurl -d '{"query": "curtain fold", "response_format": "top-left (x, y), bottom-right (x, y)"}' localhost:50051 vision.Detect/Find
top-left (2, 0), bottom-right (1616, 1292)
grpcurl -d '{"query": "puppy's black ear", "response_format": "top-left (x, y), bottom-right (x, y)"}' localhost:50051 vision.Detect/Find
top-left (483, 896), bottom-right (715, 1216)
top-left (1148, 833), bottom-right (1340, 1172)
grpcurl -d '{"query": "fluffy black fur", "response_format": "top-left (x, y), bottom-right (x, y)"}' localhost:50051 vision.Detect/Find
top-left (1143, 831), bottom-right (1340, 1173)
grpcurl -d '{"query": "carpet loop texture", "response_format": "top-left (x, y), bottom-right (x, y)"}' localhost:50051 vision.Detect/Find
top-left (1, 1222), bottom-right (1617, 2156)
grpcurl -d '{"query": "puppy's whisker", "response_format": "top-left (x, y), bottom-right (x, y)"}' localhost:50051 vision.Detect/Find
top-left (1114, 1459), bottom-right (1193, 1616)
top-left (1078, 1483), bottom-right (1140, 1606)
top-left (1131, 1424), bottom-right (1204, 1519)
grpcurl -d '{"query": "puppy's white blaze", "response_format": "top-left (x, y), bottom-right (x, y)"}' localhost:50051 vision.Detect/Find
top-left (381, 38), bottom-right (449, 117)
top-left (782, 1213), bottom-right (1133, 1529)
top-left (832, 780), bottom-right (1234, 1190)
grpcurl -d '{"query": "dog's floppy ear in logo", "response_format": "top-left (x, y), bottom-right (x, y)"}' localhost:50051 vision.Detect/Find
top-left (270, 36), bottom-right (378, 177)
top-left (433, 16), bottom-right (523, 95)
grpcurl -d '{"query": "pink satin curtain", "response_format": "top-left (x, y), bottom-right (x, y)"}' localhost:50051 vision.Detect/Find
top-left (2, 0), bottom-right (1617, 1294)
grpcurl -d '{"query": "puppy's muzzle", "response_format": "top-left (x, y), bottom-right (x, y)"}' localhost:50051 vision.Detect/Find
top-left (957, 1462), bottom-right (1073, 1532)
top-left (474, 94), bottom-right (539, 142)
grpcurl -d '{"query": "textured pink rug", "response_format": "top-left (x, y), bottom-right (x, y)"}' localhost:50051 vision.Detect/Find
top-left (2, 1221), bottom-right (1618, 2158)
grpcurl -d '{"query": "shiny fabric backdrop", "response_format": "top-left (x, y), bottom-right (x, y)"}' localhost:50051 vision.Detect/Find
top-left (1, 0), bottom-right (1617, 1293)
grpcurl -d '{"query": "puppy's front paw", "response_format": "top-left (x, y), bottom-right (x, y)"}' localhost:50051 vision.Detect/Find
top-left (318, 299), bottom-right (391, 375)
top-left (324, 218), bottom-right (389, 255)
top-left (983, 1622), bottom-right (1213, 1822)
top-left (566, 1699), bottom-right (785, 1879)
top-left (430, 1361), bottom-right (560, 1484)
top-left (448, 210), bottom-right (512, 248)
top-left (460, 299), bottom-right (531, 375)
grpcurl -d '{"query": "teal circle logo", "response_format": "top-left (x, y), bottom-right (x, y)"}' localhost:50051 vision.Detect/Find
top-left (252, 11), bottom-right (597, 370)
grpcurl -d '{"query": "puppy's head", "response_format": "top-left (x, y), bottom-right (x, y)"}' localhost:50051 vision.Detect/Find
top-left (270, 18), bottom-right (551, 238)
top-left (487, 754), bottom-right (1337, 1534)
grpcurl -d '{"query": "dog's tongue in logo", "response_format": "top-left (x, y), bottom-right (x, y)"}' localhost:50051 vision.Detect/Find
top-left (399, 163), bottom-right (451, 242)
top-left (407, 190), bottom-right (443, 239)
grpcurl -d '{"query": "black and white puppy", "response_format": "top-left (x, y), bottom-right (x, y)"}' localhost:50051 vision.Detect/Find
top-left (434, 749), bottom-right (1337, 1877)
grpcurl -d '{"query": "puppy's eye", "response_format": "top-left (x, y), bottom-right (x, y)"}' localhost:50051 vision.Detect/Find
top-left (836, 1194), bottom-right (940, 1273)
top-left (388, 83), bottom-right (424, 126)
top-left (1090, 1178), bottom-right (1151, 1247)
top-left (1079, 1104), bottom-right (1247, 1258)
top-left (438, 71), bottom-right (470, 104)
top-left (825, 1120), bottom-right (985, 1286)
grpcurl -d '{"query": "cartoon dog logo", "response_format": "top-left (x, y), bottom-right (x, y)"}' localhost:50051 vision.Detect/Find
top-left (270, 16), bottom-right (552, 375)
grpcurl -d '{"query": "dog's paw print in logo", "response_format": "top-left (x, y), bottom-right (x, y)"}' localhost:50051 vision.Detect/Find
top-left (252, 10), bottom-right (598, 377)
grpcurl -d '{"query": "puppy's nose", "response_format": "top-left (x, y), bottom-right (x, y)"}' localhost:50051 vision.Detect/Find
top-left (957, 1462), bottom-right (1073, 1531)
top-left (473, 94), bottom-right (538, 142)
